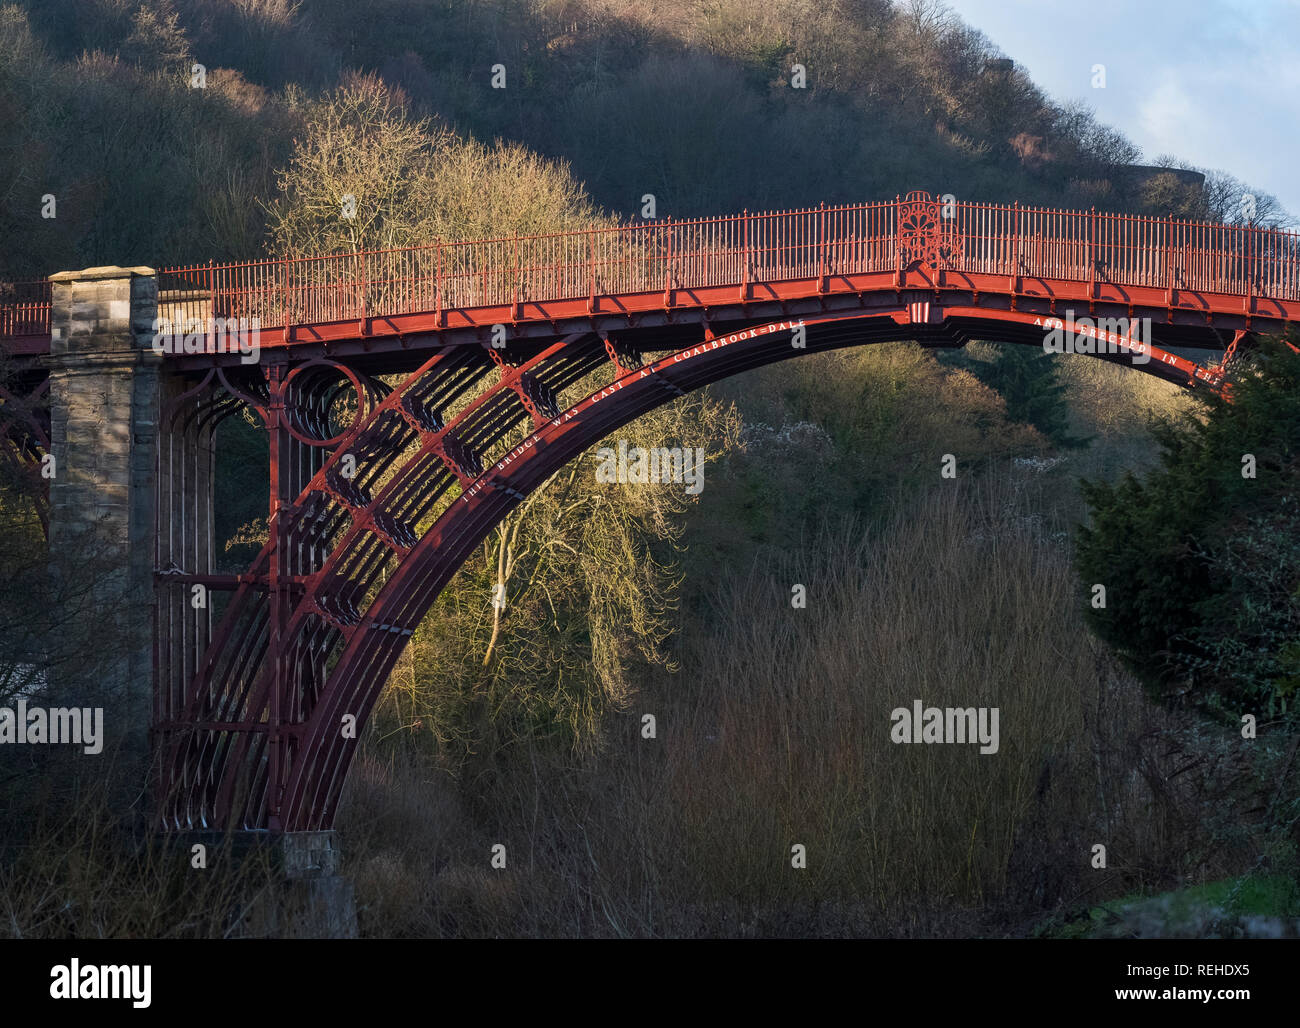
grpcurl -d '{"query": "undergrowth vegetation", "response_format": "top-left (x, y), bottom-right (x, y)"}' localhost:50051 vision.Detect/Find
top-left (0, 0), bottom-right (1294, 939)
top-left (337, 469), bottom-right (1295, 937)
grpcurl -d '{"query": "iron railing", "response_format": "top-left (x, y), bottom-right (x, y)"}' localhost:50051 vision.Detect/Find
top-left (6, 197), bottom-right (1299, 339)
top-left (0, 279), bottom-right (52, 338)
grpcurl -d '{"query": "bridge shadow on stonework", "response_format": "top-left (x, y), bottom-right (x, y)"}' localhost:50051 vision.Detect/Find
top-left (1, 192), bottom-right (1297, 842)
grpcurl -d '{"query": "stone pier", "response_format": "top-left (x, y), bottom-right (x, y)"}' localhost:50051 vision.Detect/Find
top-left (180, 830), bottom-right (359, 939)
top-left (46, 266), bottom-right (160, 760)
top-left (44, 267), bottom-right (358, 938)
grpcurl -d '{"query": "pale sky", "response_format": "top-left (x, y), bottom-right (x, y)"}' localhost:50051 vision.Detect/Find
top-left (943, 0), bottom-right (1300, 218)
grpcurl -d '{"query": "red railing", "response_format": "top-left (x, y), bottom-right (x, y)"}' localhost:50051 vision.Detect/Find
top-left (0, 279), bottom-right (52, 338)
top-left (8, 197), bottom-right (1300, 340)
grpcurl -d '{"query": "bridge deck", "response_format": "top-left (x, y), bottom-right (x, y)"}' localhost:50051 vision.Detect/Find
top-left (4, 195), bottom-right (1299, 358)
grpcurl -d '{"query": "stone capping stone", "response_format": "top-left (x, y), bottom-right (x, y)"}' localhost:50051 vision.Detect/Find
top-left (48, 266), bottom-right (161, 352)
top-left (48, 265), bottom-right (156, 282)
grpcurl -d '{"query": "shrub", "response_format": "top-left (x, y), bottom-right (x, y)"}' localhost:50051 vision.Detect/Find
top-left (1076, 333), bottom-right (1300, 717)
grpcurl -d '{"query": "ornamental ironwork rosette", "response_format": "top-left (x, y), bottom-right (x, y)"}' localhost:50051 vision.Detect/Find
top-left (898, 190), bottom-right (962, 272)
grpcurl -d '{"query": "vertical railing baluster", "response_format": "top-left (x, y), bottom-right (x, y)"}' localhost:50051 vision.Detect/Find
top-left (664, 215), bottom-right (674, 306)
top-left (742, 209), bottom-right (750, 301)
top-left (1170, 211), bottom-right (1180, 301)
top-left (818, 201), bottom-right (826, 292)
top-left (281, 257), bottom-right (289, 341)
top-left (1246, 220), bottom-right (1253, 313)
top-left (435, 240), bottom-right (443, 326)
top-left (1012, 201), bottom-right (1020, 292)
top-left (1089, 207), bottom-right (1096, 300)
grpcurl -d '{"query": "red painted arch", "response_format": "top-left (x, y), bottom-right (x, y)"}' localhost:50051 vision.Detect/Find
top-left (262, 307), bottom-right (1218, 828)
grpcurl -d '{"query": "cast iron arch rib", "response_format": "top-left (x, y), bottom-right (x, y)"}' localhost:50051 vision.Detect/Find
top-left (161, 306), bottom-right (1212, 831)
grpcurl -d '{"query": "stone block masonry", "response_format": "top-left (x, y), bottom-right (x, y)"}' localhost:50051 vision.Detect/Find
top-left (46, 267), bottom-right (160, 762)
